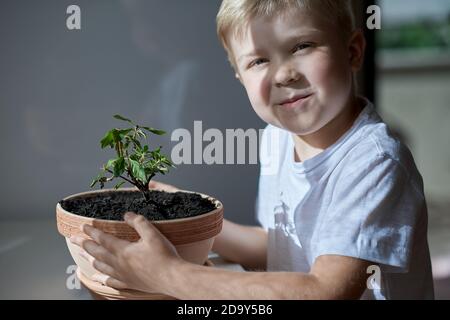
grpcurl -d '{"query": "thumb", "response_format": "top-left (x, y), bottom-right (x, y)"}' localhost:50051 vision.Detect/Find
top-left (124, 212), bottom-right (154, 239)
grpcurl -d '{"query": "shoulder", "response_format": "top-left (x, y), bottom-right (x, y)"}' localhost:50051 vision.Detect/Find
top-left (352, 100), bottom-right (419, 174)
top-left (368, 124), bottom-right (418, 174)
top-left (334, 121), bottom-right (424, 197)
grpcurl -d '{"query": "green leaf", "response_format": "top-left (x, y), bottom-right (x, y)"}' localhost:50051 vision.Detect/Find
top-left (100, 130), bottom-right (115, 149)
top-left (113, 114), bottom-right (133, 124)
top-left (90, 178), bottom-right (98, 188)
top-left (129, 136), bottom-right (142, 149)
top-left (94, 114), bottom-right (174, 190)
top-left (136, 129), bottom-right (147, 139)
top-left (129, 154), bottom-right (140, 162)
top-left (90, 173), bottom-right (105, 188)
top-left (91, 175), bottom-right (107, 189)
top-left (141, 126), bottom-right (166, 135)
top-left (144, 166), bottom-right (154, 175)
top-left (130, 159), bottom-right (147, 183)
top-left (114, 181), bottom-right (126, 190)
top-left (113, 157), bottom-right (125, 177)
top-left (163, 157), bottom-right (175, 167)
top-left (111, 129), bottom-right (122, 144)
top-left (117, 129), bottom-right (133, 140)
top-left (101, 128), bottom-right (130, 149)
top-left (105, 158), bottom-right (116, 170)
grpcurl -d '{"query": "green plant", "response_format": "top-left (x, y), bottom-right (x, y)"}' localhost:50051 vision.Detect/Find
top-left (90, 114), bottom-right (175, 202)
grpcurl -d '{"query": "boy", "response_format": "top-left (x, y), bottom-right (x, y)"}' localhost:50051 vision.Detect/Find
top-left (71, 0), bottom-right (434, 299)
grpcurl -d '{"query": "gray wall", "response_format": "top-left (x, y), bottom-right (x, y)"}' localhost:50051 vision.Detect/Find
top-left (0, 0), bottom-right (265, 225)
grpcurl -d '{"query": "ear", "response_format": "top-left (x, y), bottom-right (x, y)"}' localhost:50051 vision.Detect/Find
top-left (348, 29), bottom-right (366, 72)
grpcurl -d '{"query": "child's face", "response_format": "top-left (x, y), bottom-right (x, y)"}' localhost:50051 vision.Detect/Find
top-left (228, 9), bottom-right (363, 136)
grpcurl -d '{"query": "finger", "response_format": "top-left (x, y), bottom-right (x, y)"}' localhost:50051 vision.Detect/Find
top-left (69, 235), bottom-right (84, 248)
top-left (148, 180), bottom-right (179, 192)
top-left (124, 212), bottom-right (156, 240)
top-left (92, 273), bottom-right (128, 289)
top-left (71, 236), bottom-right (116, 266)
top-left (81, 224), bottom-right (127, 253)
top-left (92, 259), bottom-right (121, 280)
top-left (79, 249), bottom-right (92, 263)
top-left (79, 249), bottom-right (120, 279)
top-left (148, 180), bottom-right (160, 189)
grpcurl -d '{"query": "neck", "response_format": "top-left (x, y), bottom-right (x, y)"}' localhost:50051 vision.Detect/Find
top-left (292, 95), bottom-right (363, 162)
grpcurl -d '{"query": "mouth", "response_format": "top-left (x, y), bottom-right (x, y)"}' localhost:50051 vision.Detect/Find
top-left (278, 92), bottom-right (314, 109)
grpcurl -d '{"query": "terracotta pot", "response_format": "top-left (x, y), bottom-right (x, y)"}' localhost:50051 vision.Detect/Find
top-left (75, 260), bottom-right (215, 300)
top-left (56, 187), bottom-right (223, 299)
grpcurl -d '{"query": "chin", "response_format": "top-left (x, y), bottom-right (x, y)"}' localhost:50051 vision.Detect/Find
top-left (273, 118), bottom-right (315, 134)
top-left (286, 127), bottom-right (316, 136)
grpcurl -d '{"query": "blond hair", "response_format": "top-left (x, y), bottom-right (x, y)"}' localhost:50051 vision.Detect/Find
top-left (217, 0), bottom-right (355, 68)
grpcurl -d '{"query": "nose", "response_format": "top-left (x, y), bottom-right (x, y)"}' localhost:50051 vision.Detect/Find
top-left (274, 63), bottom-right (301, 87)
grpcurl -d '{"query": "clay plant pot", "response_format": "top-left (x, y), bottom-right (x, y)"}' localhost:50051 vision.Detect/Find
top-left (56, 187), bottom-right (223, 299)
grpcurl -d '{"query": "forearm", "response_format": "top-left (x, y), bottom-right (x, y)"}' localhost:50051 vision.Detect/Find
top-left (212, 219), bottom-right (268, 270)
top-left (161, 262), bottom-right (320, 300)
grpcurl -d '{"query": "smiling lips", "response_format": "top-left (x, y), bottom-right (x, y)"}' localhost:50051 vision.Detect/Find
top-left (278, 93), bottom-right (314, 109)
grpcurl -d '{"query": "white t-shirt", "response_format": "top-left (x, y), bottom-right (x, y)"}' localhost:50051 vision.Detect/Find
top-left (256, 98), bottom-right (434, 300)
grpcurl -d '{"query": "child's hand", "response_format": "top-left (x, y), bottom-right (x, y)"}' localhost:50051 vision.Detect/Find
top-left (70, 212), bottom-right (183, 293)
top-left (148, 180), bottom-right (180, 192)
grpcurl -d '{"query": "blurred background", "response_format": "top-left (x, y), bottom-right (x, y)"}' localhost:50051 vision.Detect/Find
top-left (0, 0), bottom-right (449, 299)
top-left (376, 0), bottom-right (450, 299)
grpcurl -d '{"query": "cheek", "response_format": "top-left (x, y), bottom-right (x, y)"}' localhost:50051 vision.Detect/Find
top-left (244, 75), bottom-right (271, 108)
top-left (244, 77), bottom-right (275, 123)
top-left (304, 52), bottom-right (352, 102)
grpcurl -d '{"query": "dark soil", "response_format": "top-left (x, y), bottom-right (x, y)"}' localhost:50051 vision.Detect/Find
top-left (59, 190), bottom-right (217, 221)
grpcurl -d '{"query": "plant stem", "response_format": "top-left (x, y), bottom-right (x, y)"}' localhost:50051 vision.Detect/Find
top-left (115, 139), bottom-right (122, 158)
top-left (146, 173), bottom-right (155, 188)
top-left (104, 169), bottom-right (135, 185)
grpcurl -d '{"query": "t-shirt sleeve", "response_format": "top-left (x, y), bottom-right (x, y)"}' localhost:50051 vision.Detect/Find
top-left (313, 153), bottom-right (425, 272)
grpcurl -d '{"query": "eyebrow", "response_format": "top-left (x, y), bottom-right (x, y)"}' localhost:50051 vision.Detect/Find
top-left (237, 29), bottom-right (322, 64)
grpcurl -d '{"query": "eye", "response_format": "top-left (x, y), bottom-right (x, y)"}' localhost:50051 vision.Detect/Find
top-left (248, 58), bottom-right (268, 69)
top-left (292, 42), bottom-right (313, 53)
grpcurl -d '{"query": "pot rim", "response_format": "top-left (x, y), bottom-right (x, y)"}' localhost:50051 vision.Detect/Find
top-left (56, 187), bottom-right (223, 224)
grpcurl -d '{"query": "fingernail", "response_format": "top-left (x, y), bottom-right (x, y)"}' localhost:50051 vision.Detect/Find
top-left (70, 235), bottom-right (83, 244)
top-left (92, 273), bottom-right (108, 285)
